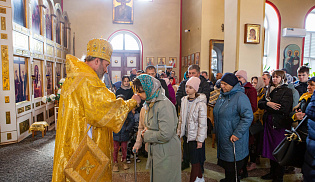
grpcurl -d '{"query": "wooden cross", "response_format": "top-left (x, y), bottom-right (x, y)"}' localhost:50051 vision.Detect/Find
top-left (80, 160), bottom-right (95, 175)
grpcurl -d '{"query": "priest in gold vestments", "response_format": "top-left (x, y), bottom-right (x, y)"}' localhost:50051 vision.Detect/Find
top-left (52, 38), bottom-right (141, 182)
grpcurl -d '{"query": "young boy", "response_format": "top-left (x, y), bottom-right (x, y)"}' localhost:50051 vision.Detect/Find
top-left (177, 77), bottom-right (207, 182)
top-left (295, 66), bottom-right (310, 96)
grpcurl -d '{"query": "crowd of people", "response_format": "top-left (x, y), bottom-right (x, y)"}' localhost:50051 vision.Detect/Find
top-left (110, 63), bottom-right (315, 182)
top-left (53, 38), bottom-right (315, 182)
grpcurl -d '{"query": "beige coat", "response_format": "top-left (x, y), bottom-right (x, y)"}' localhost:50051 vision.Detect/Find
top-left (134, 107), bottom-right (147, 151)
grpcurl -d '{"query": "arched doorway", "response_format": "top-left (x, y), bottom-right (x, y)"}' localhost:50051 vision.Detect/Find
top-left (302, 6), bottom-right (315, 70)
top-left (108, 30), bottom-right (142, 83)
top-left (264, 1), bottom-right (281, 71)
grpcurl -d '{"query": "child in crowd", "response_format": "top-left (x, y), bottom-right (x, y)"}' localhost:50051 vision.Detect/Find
top-left (126, 112), bottom-right (141, 164)
top-left (116, 75), bottom-right (134, 100)
top-left (295, 66), bottom-right (310, 96)
top-left (177, 77), bottom-right (207, 182)
top-left (112, 95), bottom-right (135, 172)
top-left (116, 75), bottom-right (142, 163)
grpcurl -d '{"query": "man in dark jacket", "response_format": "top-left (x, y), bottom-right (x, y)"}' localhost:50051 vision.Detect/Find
top-left (175, 64), bottom-right (211, 170)
top-left (145, 66), bottom-right (169, 99)
top-left (201, 71), bottom-right (215, 92)
top-left (176, 65), bottom-right (211, 106)
top-left (295, 66), bottom-right (310, 96)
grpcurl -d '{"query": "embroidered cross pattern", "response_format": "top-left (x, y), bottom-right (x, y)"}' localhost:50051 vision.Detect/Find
top-left (80, 160), bottom-right (95, 175)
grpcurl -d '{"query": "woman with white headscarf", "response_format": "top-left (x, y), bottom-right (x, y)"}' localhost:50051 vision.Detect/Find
top-left (132, 74), bottom-right (181, 182)
top-left (246, 76), bottom-right (266, 171)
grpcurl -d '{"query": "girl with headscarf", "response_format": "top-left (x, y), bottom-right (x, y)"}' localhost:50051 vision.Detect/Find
top-left (258, 70), bottom-right (293, 181)
top-left (162, 78), bottom-right (176, 105)
top-left (132, 74), bottom-right (181, 182)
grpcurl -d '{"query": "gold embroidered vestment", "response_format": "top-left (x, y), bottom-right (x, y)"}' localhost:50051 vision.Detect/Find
top-left (52, 55), bottom-right (137, 182)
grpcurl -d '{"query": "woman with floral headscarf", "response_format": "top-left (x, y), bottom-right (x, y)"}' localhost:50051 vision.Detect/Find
top-left (132, 74), bottom-right (181, 182)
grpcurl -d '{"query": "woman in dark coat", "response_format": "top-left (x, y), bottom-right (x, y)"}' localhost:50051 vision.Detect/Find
top-left (116, 75), bottom-right (134, 100)
top-left (213, 73), bottom-right (253, 182)
top-left (258, 70), bottom-right (293, 182)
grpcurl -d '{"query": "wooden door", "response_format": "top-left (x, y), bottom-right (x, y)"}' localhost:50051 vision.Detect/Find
top-left (109, 51), bottom-right (140, 83)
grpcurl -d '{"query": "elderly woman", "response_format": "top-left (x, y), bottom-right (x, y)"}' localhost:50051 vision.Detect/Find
top-left (258, 70), bottom-right (293, 182)
top-left (133, 74), bottom-right (181, 182)
top-left (213, 73), bottom-right (253, 182)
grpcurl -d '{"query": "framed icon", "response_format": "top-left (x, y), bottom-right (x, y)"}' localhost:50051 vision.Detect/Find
top-left (169, 57), bottom-right (176, 68)
top-left (157, 57), bottom-right (166, 65)
top-left (195, 52), bottom-right (200, 65)
top-left (244, 24), bottom-right (260, 44)
top-left (146, 57), bottom-right (154, 66)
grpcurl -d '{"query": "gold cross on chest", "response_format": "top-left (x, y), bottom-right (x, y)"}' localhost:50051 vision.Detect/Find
top-left (80, 160), bottom-right (95, 175)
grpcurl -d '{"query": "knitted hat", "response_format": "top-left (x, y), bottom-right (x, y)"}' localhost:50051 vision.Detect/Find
top-left (221, 73), bottom-right (239, 87)
top-left (309, 76), bottom-right (315, 82)
top-left (186, 77), bottom-right (201, 92)
top-left (235, 70), bottom-right (248, 81)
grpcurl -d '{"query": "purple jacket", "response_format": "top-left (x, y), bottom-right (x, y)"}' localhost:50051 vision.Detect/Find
top-left (168, 84), bottom-right (176, 105)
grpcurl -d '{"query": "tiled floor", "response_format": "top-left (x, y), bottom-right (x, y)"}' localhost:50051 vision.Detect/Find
top-left (0, 130), bottom-right (304, 182)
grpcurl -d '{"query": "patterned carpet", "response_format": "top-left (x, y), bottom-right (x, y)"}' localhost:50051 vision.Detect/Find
top-left (0, 131), bottom-right (55, 182)
top-left (0, 130), bottom-right (304, 182)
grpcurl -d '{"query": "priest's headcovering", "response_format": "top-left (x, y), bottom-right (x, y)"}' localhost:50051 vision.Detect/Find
top-left (86, 38), bottom-right (113, 63)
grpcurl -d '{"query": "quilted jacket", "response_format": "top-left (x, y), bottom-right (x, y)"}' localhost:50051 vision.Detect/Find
top-left (213, 84), bottom-right (253, 162)
top-left (177, 94), bottom-right (208, 142)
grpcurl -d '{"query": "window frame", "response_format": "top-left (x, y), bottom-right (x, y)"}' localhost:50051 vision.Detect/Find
top-left (109, 31), bottom-right (140, 51)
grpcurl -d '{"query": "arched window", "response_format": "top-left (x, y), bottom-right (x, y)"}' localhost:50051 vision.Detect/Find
top-left (263, 2), bottom-right (280, 71)
top-left (109, 32), bottom-right (140, 51)
top-left (303, 8), bottom-right (315, 70)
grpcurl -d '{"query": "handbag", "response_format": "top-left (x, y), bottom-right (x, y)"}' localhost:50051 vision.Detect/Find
top-left (272, 116), bottom-right (307, 167)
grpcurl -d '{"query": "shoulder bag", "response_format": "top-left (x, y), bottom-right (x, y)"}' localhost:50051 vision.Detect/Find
top-left (272, 116), bottom-right (307, 167)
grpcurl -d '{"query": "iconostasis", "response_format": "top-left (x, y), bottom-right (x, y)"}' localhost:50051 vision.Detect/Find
top-left (0, 0), bottom-right (71, 144)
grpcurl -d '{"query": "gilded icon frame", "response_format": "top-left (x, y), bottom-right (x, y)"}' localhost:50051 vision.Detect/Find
top-left (244, 24), bottom-right (260, 44)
